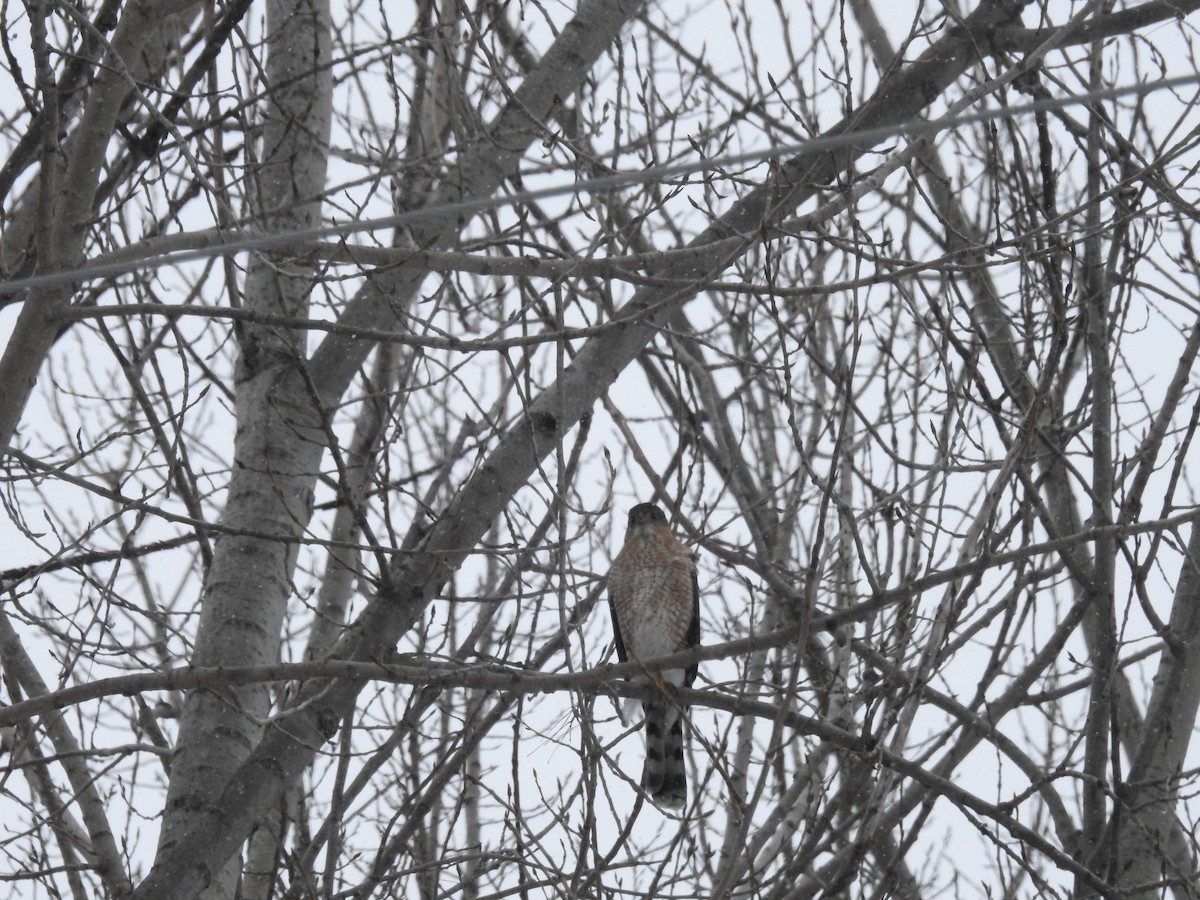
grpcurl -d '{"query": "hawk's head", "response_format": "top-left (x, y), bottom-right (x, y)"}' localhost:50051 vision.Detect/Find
top-left (627, 503), bottom-right (667, 529)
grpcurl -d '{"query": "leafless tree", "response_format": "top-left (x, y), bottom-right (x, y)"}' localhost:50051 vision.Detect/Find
top-left (2, 0), bottom-right (1200, 896)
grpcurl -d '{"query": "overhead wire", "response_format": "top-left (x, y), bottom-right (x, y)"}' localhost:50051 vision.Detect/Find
top-left (0, 71), bottom-right (1197, 298)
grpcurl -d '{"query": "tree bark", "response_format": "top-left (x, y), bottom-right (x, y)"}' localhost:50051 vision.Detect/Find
top-left (150, 0), bottom-right (332, 895)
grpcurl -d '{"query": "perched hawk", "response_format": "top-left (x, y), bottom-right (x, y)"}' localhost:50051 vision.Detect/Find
top-left (606, 502), bottom-right (700, 808)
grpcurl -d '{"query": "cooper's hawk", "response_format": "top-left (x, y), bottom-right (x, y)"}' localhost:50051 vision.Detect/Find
top-left (607, 502), bottom-right (700, 808)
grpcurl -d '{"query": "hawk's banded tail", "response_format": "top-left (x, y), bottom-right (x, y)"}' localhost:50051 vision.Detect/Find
top-left (644, 698), bottom-right (686, 807)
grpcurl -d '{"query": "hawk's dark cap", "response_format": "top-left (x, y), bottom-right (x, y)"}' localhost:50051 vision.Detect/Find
top-left (628, 503), bottom-right (667, 527)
